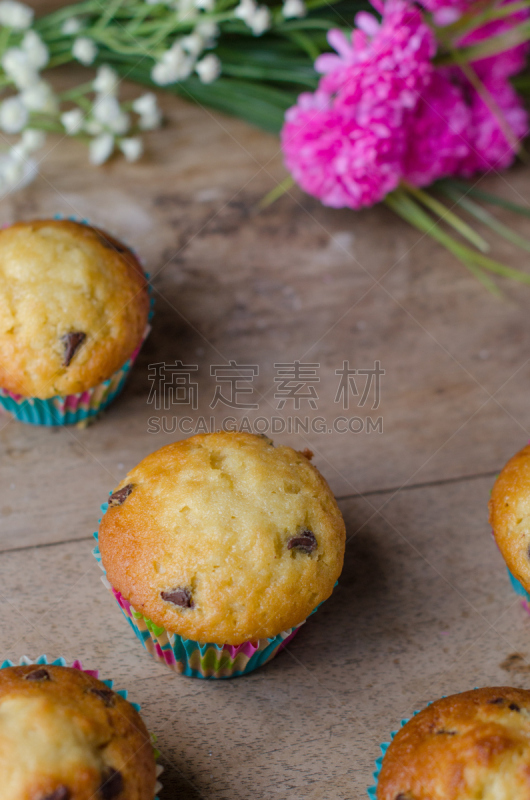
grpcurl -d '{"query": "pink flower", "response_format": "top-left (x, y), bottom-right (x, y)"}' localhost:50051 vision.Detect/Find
top-left (282, 90), bottom-right (405, 208)
top-left (281, 0), bottom-right (436, 209)
top-left (402, 71), bottom-right (471, 186)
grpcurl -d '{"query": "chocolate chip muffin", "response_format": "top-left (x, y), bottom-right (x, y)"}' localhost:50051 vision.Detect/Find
top-left (0, 219), bottom-right (149, 399)
top-left (489, 444), bottom-right (530, 592)
top-left (98, 431), bottom-right (346, 646)
top-left (376, 687), bottom-right (530, 799)
top-left (0, 663), bottom-right (156, 800)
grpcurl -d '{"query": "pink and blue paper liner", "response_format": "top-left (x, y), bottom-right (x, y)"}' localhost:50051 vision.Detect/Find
top-left (94, 502), bottom-right (332, 679)
top-left (507, 568), bottom-right (530, 611)
top-left (0, 215), bottom-right (154, 427)
top-left (0, 655), bottom-right (163, 799)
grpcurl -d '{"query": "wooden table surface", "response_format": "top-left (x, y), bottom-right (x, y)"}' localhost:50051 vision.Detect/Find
top-left (3, 22), bottom-right (530, 795)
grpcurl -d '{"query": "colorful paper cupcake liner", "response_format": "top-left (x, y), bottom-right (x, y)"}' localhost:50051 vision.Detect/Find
top-left (93, 502), bottom-right (332, 679)
top-left (367, 710), bottom-right (420, 799)
top-left (0, 216), bottom-right (154, 427)
top-left (0, 654), bottom-right (163, 798)
top-left (507, 568), bottom-right (530, 613)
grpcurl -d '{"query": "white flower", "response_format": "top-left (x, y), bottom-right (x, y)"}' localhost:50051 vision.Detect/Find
top-left (234, 0), bottom-right (256, 22)
top-left (194, 19), bottom-right (219, 45)
top-left (61, 108), bottom-right (84, 135)
top-left (89, 133), bottom-right (114, 165)
top-left (92, 95), bottom-right (130, 135)
top-left (119, 137), bottom-right (143, 162)
top-left (0, 96), bottom-right (28, 134)
top-left (0, 1), bottom-right (33, 29)
top-left (61, 16), bottom-right (83, 35)
top-left (151, 43), bottom-right (193, 85)
top-left (181, 33), bottom-right (204, 58)
top-left (249, 5), bottom-right (270, 34)
top-left (0, 151), bottom-right (37, 195)
top-left (20, 80), bottom-right (57, 113)
top-left (282, 0), bottom-right (306, 17)
top-left (21, 31), bottom-right (49, 70)
top-left (21, 128), bottom-right (45, 152)
top-left (93, 65), bottom-right (119, 96)
top-left (84, 119), bottom-right (103, 135)
top-left (2, 48), bottom-right (37, 90)
top-left (195, 53), bottom-right (221, 84)
top-left (72, 37), bottom-right (97, 66)
top-left (132, 92), bottom-right (162, 130)
top-left (194, 0), bottom-right (215, 9)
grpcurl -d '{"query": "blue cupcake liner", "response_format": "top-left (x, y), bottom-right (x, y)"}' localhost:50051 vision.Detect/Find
top-left (0, 654), bottom-right (163, 798)
top-left (93, 502), bottom-right (333, 680)
top-left (0, 216), bottom-right (154, 427)
top-left (507, 568), bottom-right (530, 601)
top-left (368, 710), bottom-right (422, 798)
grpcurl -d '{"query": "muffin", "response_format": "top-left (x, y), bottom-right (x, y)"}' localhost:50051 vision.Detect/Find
top-left (0, 661), bottom-right (157, 799)
top-left (373, 687), bottom-right (530, 799)
top-left (0, 218), bottom-right (150, 425)
top-left (489, 444), bottom-right (530, 598)
top-left (96, 431), bottom-right (346, 678)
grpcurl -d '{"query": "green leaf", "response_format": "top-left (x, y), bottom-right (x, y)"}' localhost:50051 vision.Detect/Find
top-left (438, 185), bottom-right (530, 253)
top-left (441, 179), bottom-right (530, 218)
top-left (404, 182), bottom-right (490, 252)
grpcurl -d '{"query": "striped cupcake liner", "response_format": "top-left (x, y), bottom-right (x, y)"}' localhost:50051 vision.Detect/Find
top-left (0, 655), bottom-right (163, 798)
top-left (0, 216), bottom-right (154, 427)
top-left (368, 710), bottom-right (422, 799)
top-left (93, 501), bottom-right (331, 679)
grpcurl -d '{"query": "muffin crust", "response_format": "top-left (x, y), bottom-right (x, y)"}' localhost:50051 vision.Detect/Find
top-left (489, 444), bottom-right (530, 592)
top-left (0, 219), bottom-right (149, 398)
top-left (377, 687), bottom-right (530, 800)
top-left (98, 432), bottom-right (346, 644)
top-left (0, 664), bottom-right (156, 800)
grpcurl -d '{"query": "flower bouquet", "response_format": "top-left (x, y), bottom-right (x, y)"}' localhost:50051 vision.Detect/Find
top-left (1, 0), bottom-right (530, 287)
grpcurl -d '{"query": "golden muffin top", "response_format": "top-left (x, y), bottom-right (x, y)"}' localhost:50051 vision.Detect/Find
top-left (0, 219), bottom-right (149, 398)
top-left (377, 687), bottom-right (530, 800)
top-left (98, 432), bottom-right (346, 645)
top-left (489, 444), bottom-right (530, 593)
top-left (0, 664), bottom-right (156, 800)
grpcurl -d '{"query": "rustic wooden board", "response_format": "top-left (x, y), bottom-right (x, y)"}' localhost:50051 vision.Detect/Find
top-left (0, 476), bottom-right (528, 799)
top-left (2, 11), bottom-right (530, 795)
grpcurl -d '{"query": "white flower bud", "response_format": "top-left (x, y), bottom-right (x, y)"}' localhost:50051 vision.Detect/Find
top-left (2, 48), bottom-right (37, 90)
top-left (195, 53), bottom-right (221, 84)
top-left (119, 137), bottom-right (143, 162)
top-left (176, 0), bottom-right (198, 21)
top-left (151, 44), bottom-right (193, 85)
top-left (84, 119), bottom-right (103, 135)
top-left (21, 128), bottom-right (45, 152)
top-left (0, 96), bottom-right (28, 134)
top-left (194, 0), bottom-right (215, 9)
top-left (249, 5), bottom-right (271, 34)
top-left (93, 65), bottom-right (119, 96)
top-left (234, 0), bottom-right (256, 22)
top-left (132, 92), bottom-right (158, 116)
top-left (61, 16), bottom-right (83, 35)
top-left (72, 37), bottom-right (97, 66)
top-left (282, 0), bottom-right (306, 17)
top-left (61, 108), bottom-right (84, 135)
top-left (0, 1), bottom-right (33, 29)
top-left (181, 33), bottom-right (204, 58)
top-left (92, 95), bottom-right (130, 135)
top-left (89, 133), bottom-right (114, 165)
top-left (21, 31), bottom-right (49, 70)
top-left (20, 81), bottom-right (58, 113)
top-left (195, 20), bottom-right (219, 42)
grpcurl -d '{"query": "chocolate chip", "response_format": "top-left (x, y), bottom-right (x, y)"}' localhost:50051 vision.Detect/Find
top-left (42, 787), bottom-right (70, 800)
top-left (436, 729), bottom-right (456, 735)
top-left (161, 587), bottom-right (193, 608)
top-left (24, 668), bottom-right (50, 681)
top-left (61, 331), bottom-right (86, 367)
top-left (509, 702), bottom-right (521, 711)
top-left (287, 529), bottom-right (317, 553)
top-left (100, 768), bottom-right (123, 799)
top-left (88, 687), bottom-right (115, 707)
top-left (108, 484), bottom-right (134, 507)
top-left (488, 697), bottom-right (505, 704)
top-left (299, 448), bottom-right (314, 461)
top-left (98, 234), bottom-right (126, 253)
